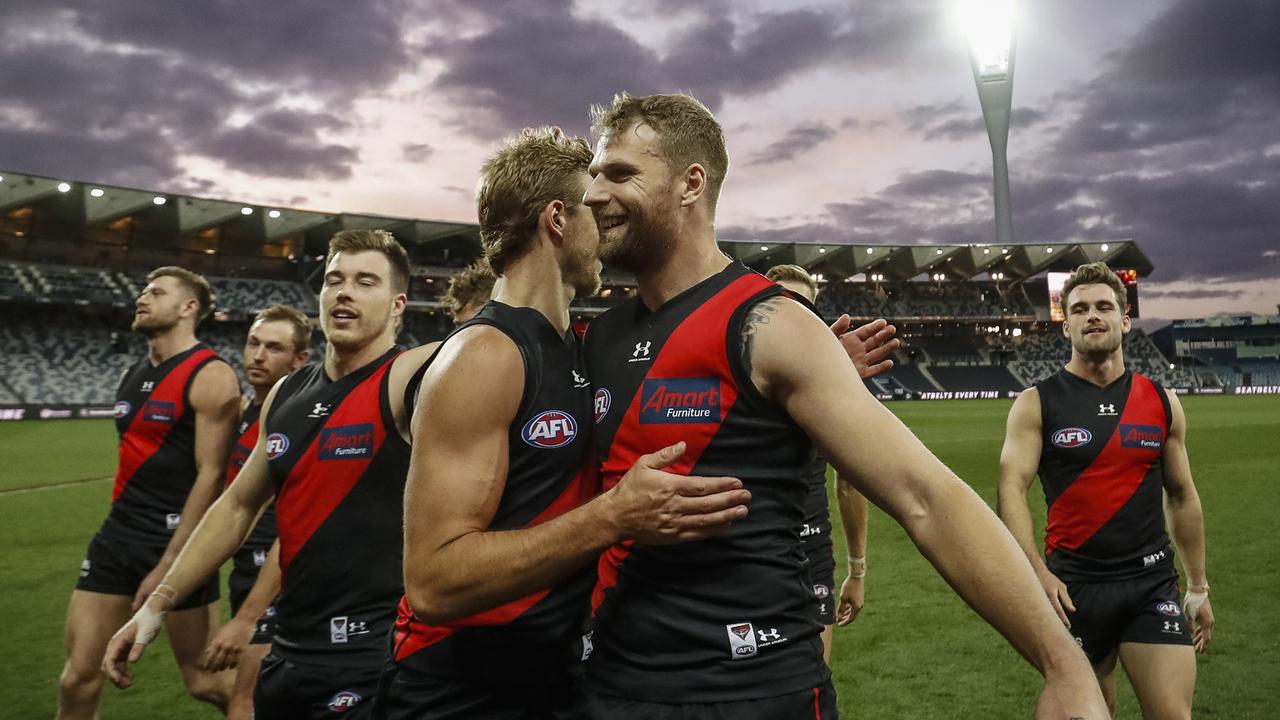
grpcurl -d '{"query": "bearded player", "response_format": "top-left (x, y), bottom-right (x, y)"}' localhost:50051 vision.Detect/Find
top-left (579, 92), bottom-right (1105, 718)
top-left (998, 262), bottom-right (1213, 719)
top-left (60, 267), bottom-right (240, 719)
top-left (203, 305), bottom-right (312, 720)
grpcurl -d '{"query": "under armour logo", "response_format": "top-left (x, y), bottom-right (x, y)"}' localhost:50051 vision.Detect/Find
top-left (308, 402), bottom-right (332, 418)
top-left (141, 381), bottom-right (155, 393)
top-left (572, 370), bottom-right (589, 388)
top-left (1163, 621), bottom-right (1181, 633)
top-left (629, 341), bottom-right (652, 363)
top-left (757, 627), bottom-right (782, 643)
top-left (1098, 403), bottom-right (1117, 415)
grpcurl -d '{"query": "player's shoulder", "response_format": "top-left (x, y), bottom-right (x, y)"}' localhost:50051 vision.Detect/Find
top-left (1007, 386), bottom-right (1042, 424)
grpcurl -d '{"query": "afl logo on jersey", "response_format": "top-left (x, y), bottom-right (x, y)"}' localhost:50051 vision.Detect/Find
top-left (1051, 427), bottom-right (1092, 448)
top-left (522, 410), bottom-right (577, 449)
top-left (326, 690), bottom-right (362, 712)
top-left (594, 388), bottom-right (611, 424)
top-left (266, 432), bottom-right (290, 460)
top-left (1156, 600), bottom-right (1181, 617)
top-left (113, 401), bottom-right (132, 419)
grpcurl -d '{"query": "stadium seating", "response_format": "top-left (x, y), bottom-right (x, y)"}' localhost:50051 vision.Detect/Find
top-left (927, 365), bottom-right (1024, 393)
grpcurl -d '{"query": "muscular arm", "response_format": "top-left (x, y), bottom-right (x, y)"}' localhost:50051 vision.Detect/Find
top-left (1162, 392), bottom-right (1207, 588)
top-left (1162, 390), bottom-right (1213, 650)
top-left (997, 390), bottom-right (1051, 574)
top-left (745, 297), bottom-right (1096, 692)
top-left (997, 390), bottom-right (1076, 627)
top-left (141, 361), bottom-right (241, 604)
top-left (404, 327), bottom-right (749, 625)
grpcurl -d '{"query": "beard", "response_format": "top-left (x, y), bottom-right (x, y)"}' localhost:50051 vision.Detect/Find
top-left (598, 193), bottom-right (679, 276)
top-left (131, 313), bottom-right (176, 337)
top-left (1073, 329), bottom-right (1122, 359)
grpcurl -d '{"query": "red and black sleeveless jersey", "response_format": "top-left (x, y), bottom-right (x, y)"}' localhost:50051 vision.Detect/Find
top-left (1036, 369), bottom-right (1174, 581)
top-left (104, 343), bottom-right (224, 545)
top-left (583, 262), bottom-right (826, 703)
top-left (264, 348), bottom-right (409, 667)
top-left (391, 301), bottom-right (599, 682)
top-left (799, 452), bottom-right (832, 560)
top-left (226, 401), bottom-right (276, 567)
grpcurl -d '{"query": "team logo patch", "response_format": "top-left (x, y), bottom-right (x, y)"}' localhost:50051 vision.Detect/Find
top-left (1120, 424), bottom-right (1164, 450)
top-left (165, 513), bottom-right (181, 530)
top-left (326, 690), bottom-right (362, 712)
top-left (522, 410), bottom-right (577, 449)
top-left (330, 616), bottom-right (349, 644)
top-left (142, 400), bottom-right (176, 423)
top-left (594, 388), bottom-right (611, 424)
top-left (318, 424), bottom-right (375, 460)
top-left (1156, 600), bottom-right (1181, 617)
top-left (1051, 427), bottom-right (1092, 448)
top-left (266, 432), bottom-right (290, 460)
top-left (640, 377), bottom-right (721, 424)
top-left (726, 622), bottom-right (757, 659)
top-left (113, 401), bottom-right (132, 419)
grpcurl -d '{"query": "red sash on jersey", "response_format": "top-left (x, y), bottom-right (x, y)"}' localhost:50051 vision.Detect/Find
top-left (113, 347), bottom-right (217, 502)
top-left (274, 359), bottom-right (397, 576)
top-left (591, 272), bottom-right (775, 614)
top-left (1046, 373), bottom-right (1168, 553)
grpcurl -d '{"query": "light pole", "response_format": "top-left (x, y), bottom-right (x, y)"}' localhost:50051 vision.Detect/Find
top-left (960, 0), bottom-right (1017, 248)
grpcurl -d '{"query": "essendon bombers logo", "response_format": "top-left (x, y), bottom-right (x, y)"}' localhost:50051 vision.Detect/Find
top-left (318, 424), bottom-right (375, 460)
top-left (640, 377), bottom-right (720, 424)
top-left (266, 432), bottom-right (290, 460)
top-left (522, 410), bottom-right (577, 449)
top-left (113, 401), bottom-right (132, 419)
top-left (1051, 427), bottom-right (1092, 448)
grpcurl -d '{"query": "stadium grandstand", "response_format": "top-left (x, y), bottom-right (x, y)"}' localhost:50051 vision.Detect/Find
top-left (0, 168), bottom-right (1258, 412)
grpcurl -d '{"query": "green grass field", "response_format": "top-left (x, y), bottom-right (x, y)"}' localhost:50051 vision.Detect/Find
top-left (1, 398), bottom-right (1276, 718)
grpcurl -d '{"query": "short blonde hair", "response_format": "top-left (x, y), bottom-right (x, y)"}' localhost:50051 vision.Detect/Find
top-left (765, 264), bottom-right (817, 297)
top-left (443, 260), bottom-right (496, 316)
top-left (476, 127), bottom-right (593, 275)
top-left (590, 92), bottom-right (729, 211)
top-left (325, 229), bottom-right (411, 294)
top-left (1062, 261), bottom-right (1127, 309)
top-left (147, 266), bottom-right (214, 325)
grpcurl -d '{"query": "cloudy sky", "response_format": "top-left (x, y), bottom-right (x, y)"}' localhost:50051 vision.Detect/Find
top-left (1, 0), bottom-right (1276, 322)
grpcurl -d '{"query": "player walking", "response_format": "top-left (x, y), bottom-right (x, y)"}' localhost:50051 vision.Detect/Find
top-left (60, 266), bottom-right (240, 719)
top-left (999, 261), bottom-right (1213, 719)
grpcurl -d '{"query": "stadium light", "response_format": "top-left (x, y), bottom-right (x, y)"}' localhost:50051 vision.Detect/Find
top-left (819, 247), bottom-right (826, 253)
top-left (1045, 247), bottom-right (1054, 254)
top-left (866, 248), bottom-right (874, 255)
top-left (936, 248), bottom-right (944, 255)
top-left (152, 196), bottom-right (167, 206)
top-left (241, 207), bottom-right (254, 216)
top-left (57, 182), bottom-right (72, 193)
top-left (0, 175), bottom-right (5, 183)
top-left (958, 0), bottom-right (1017, 248)
top-left (90, 188), bottom-right (105, 198)
top-left (268, 209), bottom-right (282, 219)
top-left (1100, 243), bottom-right (1109, 252)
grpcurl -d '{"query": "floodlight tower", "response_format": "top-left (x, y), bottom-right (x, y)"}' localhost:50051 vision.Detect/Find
top-left (960, 0), bottom-right (1018, 248)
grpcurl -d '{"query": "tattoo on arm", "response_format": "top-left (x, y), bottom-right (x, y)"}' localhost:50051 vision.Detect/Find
top-left (739, 297), bottom-right (783, 376)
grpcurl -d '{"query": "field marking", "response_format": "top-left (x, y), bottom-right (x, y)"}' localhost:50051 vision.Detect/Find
top-left (0, 476), bottom-right (111, 497)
